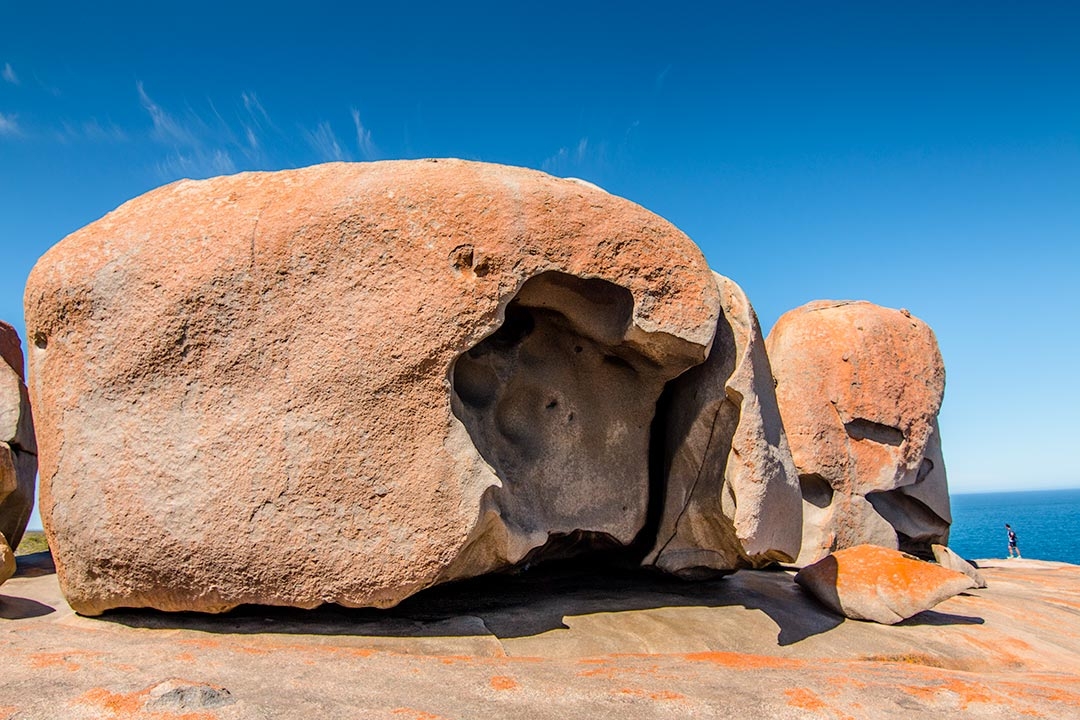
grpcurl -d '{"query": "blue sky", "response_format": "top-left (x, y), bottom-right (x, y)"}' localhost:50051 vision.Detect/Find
top-left (2, 2), bottom-right (1078, 528)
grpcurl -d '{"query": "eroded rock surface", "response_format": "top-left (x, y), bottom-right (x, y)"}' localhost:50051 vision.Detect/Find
top-left (645, 273), bottom-right (802, 576)
top-left (0, 320), bottom-right (36, 553)
top-left (766, 301), bottom-right (950, 565)
top-left (25, 160), bottom-right (722, 615)
top-left (5, 556), bottom-right (1080, 719)
top-left (933, 543), bottom-right (987, 589)
top-left (795, 544), bottom-right (975, 624)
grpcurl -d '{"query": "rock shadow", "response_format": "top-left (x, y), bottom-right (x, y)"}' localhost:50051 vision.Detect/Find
top-left (0, 594), bottom-right (55, 619)
top-left (97, 558), bottom-right (844, 647)
top-left (897, 610), bottom-right (985, 627)
top-left (14, 550), bottom-right (56, 578)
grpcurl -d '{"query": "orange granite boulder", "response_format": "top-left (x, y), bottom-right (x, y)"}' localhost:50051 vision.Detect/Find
top-left (0, 320), bottom-right (35, 553)
top-left (795, 544), bottom-right (976, 624)
top-left (766, 301), bottom-right (950, 565)
top-left (24, 159), bottom-right (811, 615)
top-left (645, 272), bottom-right (802, 576)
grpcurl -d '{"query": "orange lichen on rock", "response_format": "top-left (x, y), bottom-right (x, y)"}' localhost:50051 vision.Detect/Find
top-left (75, 687), bottom-right (216, 720)
top-left (578, 661), bottom-right (673, 681)
top-left (997, 682), bottom-right (1080, 708)
top-left (489, 675), bottom-right (518, 691)
top-left (859, 653), bottom-right (949, 668)
top-left (796, 544), bottom-right (975, 624)
top-left (899, 678), bottom-right (998, 710)
top-left (617, 687), bottom-right (686, 701)
top-left (437, 655), bottom-right (475, 666)
top-left (29, 650), bottom-right (101, 672)
top-left (682, 651), bottom-right (805, 670)
top-left (784, 687), bottom-right (827, 711)
top-left (77, 688), bottom-right (146, 716)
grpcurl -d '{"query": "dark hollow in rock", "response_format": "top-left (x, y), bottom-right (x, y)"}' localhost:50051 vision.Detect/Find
top-left (844, 418), bottom-right (905, 447)
top-left (800, 473), bottom-right (835, 510)
top-left (449, 271), bottom-right (691, 570)
top-left (867, 488), bottom-right (951, 559)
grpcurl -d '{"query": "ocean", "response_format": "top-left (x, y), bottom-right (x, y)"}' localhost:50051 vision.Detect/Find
top-left (947, 488), bottom-right (1080, 565)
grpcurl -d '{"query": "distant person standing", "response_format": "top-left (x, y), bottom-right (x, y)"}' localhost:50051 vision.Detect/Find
top-left (1006, 523), bottom-right (1022, 558)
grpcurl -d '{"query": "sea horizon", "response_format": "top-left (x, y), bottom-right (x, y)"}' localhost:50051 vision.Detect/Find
top-left (947, 487), bottom-right (1080, 566)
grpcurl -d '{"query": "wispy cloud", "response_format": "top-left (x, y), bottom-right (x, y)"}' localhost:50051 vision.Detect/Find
top-left (655, 63), bottom-right (672, 91)
top-left (156, 148), bottom-right (237, 180)
top-left (2, 63), bottom-right (18, 85)
top-left (351, 108), bottom-right (378, 161)
top-left (136, 82), bottom-right (246, 180)
top-left (305, 121), bottom-right (346, 162)
top-left (57, 118), bottom-right (129, 144)
top-left (542, 137), bottom-right (606, 176)
top-left (134, 83), bottom-right (383, 179)
top-left (0, 113), bottom-right (21, 137)
top-left (242, 92), bottom-right (273, 129)
top-left (574, 138), bottom-right (588, 163)
top-left (137, 81), bottom-right (199, 146)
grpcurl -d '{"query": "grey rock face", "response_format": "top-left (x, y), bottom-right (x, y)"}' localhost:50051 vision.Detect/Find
top-left (645, 273), bottom-right (803, 576)
top-left (0, 320), bottom-right (35, 552)
top-left (445, 271), bottom-right (706, 576)
top-left (932, 544), bottom-right (987, 588)
top-left (146, 680), bottom-right (235, 711)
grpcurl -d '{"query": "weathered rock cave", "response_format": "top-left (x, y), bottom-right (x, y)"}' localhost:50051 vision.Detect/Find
top-left (446, 268), bottom-right (804, 579)
top-left (448, 270), bottom-right (703, 572)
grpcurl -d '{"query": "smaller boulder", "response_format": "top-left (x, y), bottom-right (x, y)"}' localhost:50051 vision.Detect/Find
top-left (795, 544), bottom-right (976, 624)
top-left (932, 544), bottom-right (987, 589)
top-left (0, 535), bottom-right (13, 586)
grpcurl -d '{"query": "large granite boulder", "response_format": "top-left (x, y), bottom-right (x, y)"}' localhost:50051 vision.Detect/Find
top-left (25, 160), bottom-right (799, 615)
top-left (0, 320), bottom-right (36, 553)
top-left (644, 273), bottom-right (802, 576)
top-left (765, 301), bottom-right (950, 565)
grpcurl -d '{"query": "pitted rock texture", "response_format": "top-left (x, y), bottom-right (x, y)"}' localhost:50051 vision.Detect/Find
top-left (765, 301), bottom-right (950, 565)
top-left (0, 320), bottom-right (36, 553)
top-left (795, 544), bottom-right (975, 624)
top-left (645, 273), bottom-right (802, 576)
top-left (25, 159), bottom-right (722, 615)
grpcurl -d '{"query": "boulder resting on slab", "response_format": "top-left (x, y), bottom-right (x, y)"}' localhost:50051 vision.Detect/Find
top-left (26, 159), bottom-right (734, 615)
top-left (795, 544), bottom-right (975, 624)
top-left (0, 320), bottom-right (36, 552)
top-left (932, 543), bottom-right (987, 589)
top-left (766, 300), bottom-right (950, 565)
top-left (644, 272), bottom-right (802, 576)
